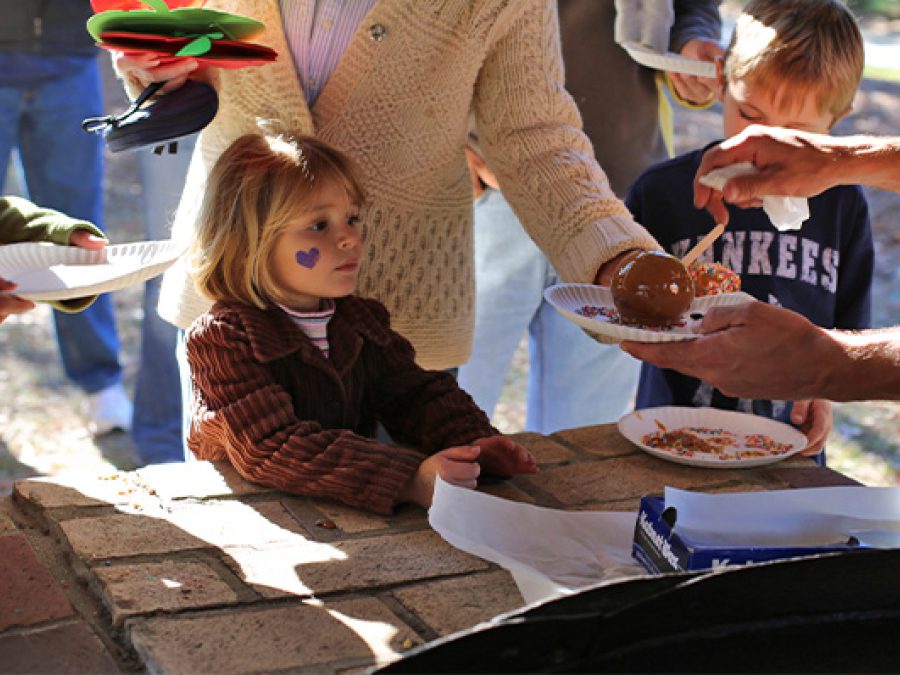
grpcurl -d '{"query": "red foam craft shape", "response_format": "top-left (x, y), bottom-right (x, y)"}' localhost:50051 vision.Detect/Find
top-left (91, 0), bottom-right (202, 12)
top-left (98, 32), bottom-right (277, 68)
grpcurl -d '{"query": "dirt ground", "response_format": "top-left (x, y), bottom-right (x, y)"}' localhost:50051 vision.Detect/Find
top-left (1, 27), bottom-right (899, 494)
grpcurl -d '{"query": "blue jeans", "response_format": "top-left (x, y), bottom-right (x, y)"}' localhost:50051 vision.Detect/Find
top-left (0, 58), bottom-right (122, 394)
top-left (176, 328), bottom-right (195, 462)
top-left (457, 189), bottom-right (640, 433)
top-left (131, 138), bottom-right (195, 464)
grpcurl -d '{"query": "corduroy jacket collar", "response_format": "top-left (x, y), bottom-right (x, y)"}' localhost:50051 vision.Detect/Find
top-left (211, 296), bottom-right (395, 365)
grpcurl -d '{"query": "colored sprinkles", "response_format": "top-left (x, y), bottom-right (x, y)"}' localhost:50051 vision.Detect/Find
top-left (641, 421), bottom-right (794, 460)
top-left (575, 305), bottom-right (687, 331)
top-left (745, 433), bottom-right (793, 454)
top-left (689, 262), bottom-right (741, 296)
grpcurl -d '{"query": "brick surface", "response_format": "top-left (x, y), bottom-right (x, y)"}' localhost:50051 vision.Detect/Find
top-left (0, 621), bottom-right (120, 674)
top-left (165, 499), bottom-right (311, 549)
top-left (61, 513), bottom-right (210, 561)
top-left (522, 454), bottom-right (738, 506)
top-left (222, 539), bottom-right (348, 598)
top-left (553, 424), bottom-right (637, 458)
top-left (136, 460), bottom-right (273, 500)
top-left (128, 598), bottom-right (422, 674)
top-left (704, 483), bottom-right (770, 494)
top-left (304, 500), bottom-right (395, 535)
top-left (93, 560), bottom-right (240, 625)
top-left (510, 432), bottom-right (575, 464)
top-left (14, 473), bottom-right (145, 509)
top-left (0, 422), bottom-right (867, 672)
top-left (0, 534), bottom-right (73, 630)
top-left (765, 465), bottom-right (861, 489)
top-left (254, 530), bottom-right (488, 596)
top-left (61, 498), bottom-right (319, 563)
top-left (738, 471), bottom-right (793, 490)
top-left (481, 480), bottom-right (536, 503)
top-left (247, 500), bottom-right (312, 536)
top-left (391, 570), bottom-right (524, 636)
top-left (280, 498), bottom-right (427, 538)
top-left (573, 498), bottom-right (642, 512)
top-left (772, 456), bottom-right (819, 469)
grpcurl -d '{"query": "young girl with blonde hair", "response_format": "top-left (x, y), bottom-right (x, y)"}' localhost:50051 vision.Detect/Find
top-left (187, 131), bottom-right (537, 513)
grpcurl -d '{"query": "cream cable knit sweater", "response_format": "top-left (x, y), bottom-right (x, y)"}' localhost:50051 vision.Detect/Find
top-left (141, 0), bottom-right (659, 369)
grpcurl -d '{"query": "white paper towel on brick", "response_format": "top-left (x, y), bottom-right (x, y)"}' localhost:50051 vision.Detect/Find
top-left (665, 486), bottom-right (900, 547)
top-left (428, 477), bottom-right (646, 605)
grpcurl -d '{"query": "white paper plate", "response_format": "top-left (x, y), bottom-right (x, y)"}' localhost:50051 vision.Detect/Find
top-left (621, 42), bottom-right (717, 78)
top-left (544, 283), bottom-right (755, 343)
top-left (0, 240), bottom-right (186, 302)
top-left (618, 406), bottom-right (808, 469)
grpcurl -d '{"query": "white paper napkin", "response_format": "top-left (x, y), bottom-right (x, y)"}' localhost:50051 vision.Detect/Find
top-left (699, 161), bottom-right (809, 231)
top-left (665, 486), bottom-right (900, 547)
top-left (428, 478), bottom-right (646, 605)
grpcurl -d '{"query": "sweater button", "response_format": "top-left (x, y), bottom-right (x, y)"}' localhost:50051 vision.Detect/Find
top-left (368, 23), bottom-right (387, 42)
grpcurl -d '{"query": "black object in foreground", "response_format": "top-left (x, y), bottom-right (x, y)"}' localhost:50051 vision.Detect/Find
top-left (374, 549), bottom-right (900, 673)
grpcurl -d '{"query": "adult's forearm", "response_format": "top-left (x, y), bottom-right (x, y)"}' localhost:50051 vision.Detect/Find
top-left (835, 136), bottom-right (900, 193)
top-left (694, 128), bottom-right (900, 226)
top-left (621, 302), bottom-right (900, 403)
top-left (823, 328), bottom-right (900, 402)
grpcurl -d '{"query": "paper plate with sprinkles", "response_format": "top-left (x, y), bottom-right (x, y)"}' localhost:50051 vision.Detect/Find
top-left (543, 283), bottom-right (755, 343)
top-left (618, 406), bottom-right (808, 468)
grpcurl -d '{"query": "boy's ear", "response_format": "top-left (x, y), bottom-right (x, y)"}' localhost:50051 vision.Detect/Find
top-left (715, 56), bottom-right (727, 102)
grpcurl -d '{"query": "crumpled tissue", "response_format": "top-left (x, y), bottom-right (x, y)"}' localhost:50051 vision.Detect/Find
top-left (699, 161), bottom-right (809, 231)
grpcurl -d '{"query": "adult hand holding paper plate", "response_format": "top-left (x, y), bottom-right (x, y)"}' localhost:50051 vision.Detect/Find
top-left (612, 0), bottom-right (717, 79)
top-left (620, 42), bottom-right (717, 79)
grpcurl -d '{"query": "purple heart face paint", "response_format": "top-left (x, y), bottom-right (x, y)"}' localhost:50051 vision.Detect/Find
top-left (295, 247), bottom-right (320, 269)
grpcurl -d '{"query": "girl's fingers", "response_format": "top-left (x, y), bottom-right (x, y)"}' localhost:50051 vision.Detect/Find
top-left (447, 478), bottom-right (478, 490)
top-left (443, 459), bottom-right (481, 483)
top-left (441, 445), bottom-right (481, 461)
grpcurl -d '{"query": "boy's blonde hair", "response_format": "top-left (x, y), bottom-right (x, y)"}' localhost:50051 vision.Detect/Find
top-left (191, 131), bottom-right (365, 309)
top-left (724, 0), bottom-right (864, 121)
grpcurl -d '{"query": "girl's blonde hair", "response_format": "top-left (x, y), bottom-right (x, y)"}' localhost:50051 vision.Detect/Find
top-left (191, 131), bottom-right (365, 309)
top-left (724, 0), bottom-right (864, 122)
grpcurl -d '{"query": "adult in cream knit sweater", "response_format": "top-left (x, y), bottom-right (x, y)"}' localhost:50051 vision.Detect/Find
top-left (115, 0), bottom-right (659, 372)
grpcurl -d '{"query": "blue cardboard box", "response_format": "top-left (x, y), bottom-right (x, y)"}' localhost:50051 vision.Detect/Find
top-left (632, 495), bottom-right (862, 574)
